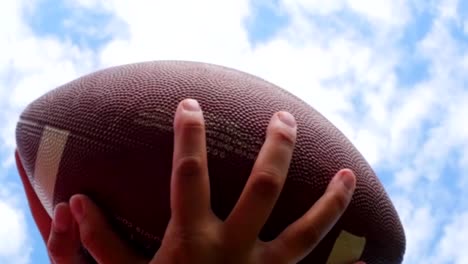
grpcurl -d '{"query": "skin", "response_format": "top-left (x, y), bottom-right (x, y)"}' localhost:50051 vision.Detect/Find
top-left (16, 98), bottom-right (364, 264)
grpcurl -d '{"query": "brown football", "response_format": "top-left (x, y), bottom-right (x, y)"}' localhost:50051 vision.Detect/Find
top-left (15, 60), bottom-right (405, 263)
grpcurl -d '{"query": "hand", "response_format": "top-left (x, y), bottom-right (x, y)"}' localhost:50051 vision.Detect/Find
top-left (47, 99), bottom-right (361, 264)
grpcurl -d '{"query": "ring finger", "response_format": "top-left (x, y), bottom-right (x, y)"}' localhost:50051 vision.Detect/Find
top-left (266, 169), bottom-right (356, 262)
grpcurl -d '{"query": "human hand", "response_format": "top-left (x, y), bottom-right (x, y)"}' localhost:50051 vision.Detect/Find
top-left (47, 98), bottom-right (361, 264)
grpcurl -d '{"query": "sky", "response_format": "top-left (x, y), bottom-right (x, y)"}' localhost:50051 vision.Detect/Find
top-left (0, 0), bottom-right (467, 263)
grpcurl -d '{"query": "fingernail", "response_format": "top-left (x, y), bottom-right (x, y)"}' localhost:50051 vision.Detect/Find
top-left (53, 204), bottom-right (69, 233)
top-left (337, 169), bottom-right (356, 191)
top-left (278, 111), bottom-right (296, 128)
top-left (70, 197), bottom-right (84, 224)
top-left (182, 99), bottom-right (200, 111)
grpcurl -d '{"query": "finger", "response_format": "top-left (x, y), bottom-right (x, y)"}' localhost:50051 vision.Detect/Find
top-left (224, 111), bottom-right (297, 244)
top-left (69, 194), bottom-right (145, 264)
top-left (266, 169), bottom-right (356, 262)
top-left (47, 203), bottom-right (82, 264)
top-left (170, 99), bottom-right (211, 227)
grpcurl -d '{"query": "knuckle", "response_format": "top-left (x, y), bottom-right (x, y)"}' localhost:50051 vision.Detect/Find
top-left (47, 239), bottom-right (61, 258)
top-left (301, 223), bottom-right (322, 246)
top-left (261, 242), bottom-right (289, 264)
top-left (175, 113), bottom-right (204, 132)
top-left (47, 233), bottom-right (74, 262)
top-left (328, 189), bottom-right (351, 212)
top-left (80, 225), bottom-right (98, 249)
top-left (175, 156), bottom-right (204, 177)
top-left (251, 168), bottom-right (284, 196)
top-left (268, 126), bottom-right (296, 148)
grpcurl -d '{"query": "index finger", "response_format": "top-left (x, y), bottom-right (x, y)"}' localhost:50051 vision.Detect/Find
top-left (170, 99), bottom-right (211, 228)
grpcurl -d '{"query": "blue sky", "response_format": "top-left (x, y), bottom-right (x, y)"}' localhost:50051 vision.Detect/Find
top-left (1, 0), bottom-right (468, 263)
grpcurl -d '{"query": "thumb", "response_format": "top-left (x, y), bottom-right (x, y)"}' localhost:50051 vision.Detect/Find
top-left (70, 194), bottom-right (146, 264)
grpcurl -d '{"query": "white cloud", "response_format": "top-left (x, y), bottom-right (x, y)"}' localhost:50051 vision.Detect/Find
top-left (0, 184), bottom-right (31, 264)
top-left (387, 82), bottom-right (441, 170)
top-left (387, 8), bottom-right (468, 188)
top-left (66, 0), bottom-right (104, 9)
top-left (433, 212), bottom-right (468, 263)
top-left (392, 195), bottom-right (438, 264)
top-left (464, 19), bottom-right (468, 34)
top-left (96, 0), bottom-right (251, 68)
top-left (281, 0), bottom-right (345, 15)
top-left (281, 0), bottom-right (411, 33)
top-left (348, 0), bottom-right (411, 27)
top-left (438, 0), bottom-right (460, 21)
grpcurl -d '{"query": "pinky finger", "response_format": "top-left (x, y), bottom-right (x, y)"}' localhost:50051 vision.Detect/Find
top-left (265, 169), bottom-right (356, 263)
top-left (69, 194), bottom-right (146, 264)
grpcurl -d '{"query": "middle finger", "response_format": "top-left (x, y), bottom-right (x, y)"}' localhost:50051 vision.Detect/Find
top-left (224, 111), bottom-right (297, 245)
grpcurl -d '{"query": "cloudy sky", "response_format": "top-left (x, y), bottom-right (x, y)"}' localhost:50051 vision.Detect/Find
top-left (1, 0), bottom-right (468, 263)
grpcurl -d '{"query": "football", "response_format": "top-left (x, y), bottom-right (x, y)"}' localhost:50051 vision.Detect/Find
top-left (15, 60), bottom-right (405, 263)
